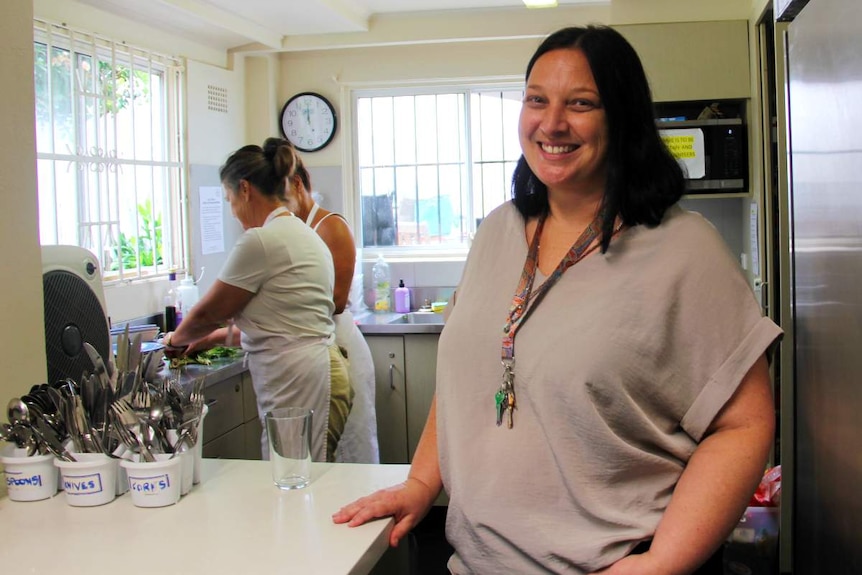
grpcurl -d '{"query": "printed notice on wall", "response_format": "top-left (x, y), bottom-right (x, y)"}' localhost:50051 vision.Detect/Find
top-left (658, 128), bottom-right (706, 179)
top-left (199, 186), bottom-right (225, 255)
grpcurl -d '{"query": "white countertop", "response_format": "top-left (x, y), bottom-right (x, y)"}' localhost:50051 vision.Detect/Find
top-left (0, 459), bottom-right (409, 574)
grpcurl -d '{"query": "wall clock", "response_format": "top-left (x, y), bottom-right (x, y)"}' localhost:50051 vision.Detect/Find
top-left (280, 92), bottom-right (337, 152)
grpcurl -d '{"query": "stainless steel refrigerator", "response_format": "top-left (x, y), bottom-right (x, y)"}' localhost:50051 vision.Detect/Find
top-left (780, 0), bottom-right (862, 571)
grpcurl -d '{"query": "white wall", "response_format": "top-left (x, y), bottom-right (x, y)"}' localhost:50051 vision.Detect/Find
top-left (0, 0), bottom-right (41, 498)
top-left (186, 59), bottom-right (247, 166)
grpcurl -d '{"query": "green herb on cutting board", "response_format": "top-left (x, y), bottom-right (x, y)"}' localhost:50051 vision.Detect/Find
top-left (169, 346), bottom-right (242, 368)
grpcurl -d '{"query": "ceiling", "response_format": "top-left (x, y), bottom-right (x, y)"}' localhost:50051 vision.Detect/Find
top-left (71, 0), bottom-right (604, 52)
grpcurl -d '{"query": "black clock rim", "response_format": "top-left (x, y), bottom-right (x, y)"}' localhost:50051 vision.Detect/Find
top-left (279, 92), bottom-right (338, 153)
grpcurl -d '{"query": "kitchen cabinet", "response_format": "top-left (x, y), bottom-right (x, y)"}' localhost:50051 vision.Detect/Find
top-left (404, 335), bottom-right (438, 461)
top-left (202, 370), bottom-right (262, 460)
top-left (367, 335), bottom-right (408, 463)
top-left (366, 333), bottom-right (439, 464)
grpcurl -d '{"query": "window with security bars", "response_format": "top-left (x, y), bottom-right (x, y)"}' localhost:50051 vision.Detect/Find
top-left (356, 87), bottom-right (523, 252)
top-left (33, 19), bottom-right (186, 282)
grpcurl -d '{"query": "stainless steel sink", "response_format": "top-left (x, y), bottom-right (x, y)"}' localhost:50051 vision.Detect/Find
top-left (387, 312), bottom-right (445, 325)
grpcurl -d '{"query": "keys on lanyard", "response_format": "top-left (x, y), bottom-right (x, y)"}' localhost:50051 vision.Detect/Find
top-left (495, 360), bottom-right (516, 428)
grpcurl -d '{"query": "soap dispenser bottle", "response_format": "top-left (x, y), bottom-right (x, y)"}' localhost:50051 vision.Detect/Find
top-left (394, 279), bottom-right (411, 313)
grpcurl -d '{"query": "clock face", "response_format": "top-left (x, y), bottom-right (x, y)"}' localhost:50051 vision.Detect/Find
top-left (280, 92), bottom-right (337, 152)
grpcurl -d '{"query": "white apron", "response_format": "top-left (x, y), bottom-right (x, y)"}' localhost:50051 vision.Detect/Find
top-left (333, 310), bottom-right (380, 463)
top-left (245, 334), bottom-right (332, 462)
top-left (307, 204), bottom-right (380, 463)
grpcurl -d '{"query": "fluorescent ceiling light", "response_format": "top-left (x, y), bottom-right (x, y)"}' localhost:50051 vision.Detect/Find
top-left (523, 0), bottom-right (558, 7)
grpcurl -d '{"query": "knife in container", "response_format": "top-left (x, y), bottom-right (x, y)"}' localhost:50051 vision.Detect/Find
top-left (83, 342), bottom-right (112, 392)
top-left (34, 417), bottom-right (76, 461)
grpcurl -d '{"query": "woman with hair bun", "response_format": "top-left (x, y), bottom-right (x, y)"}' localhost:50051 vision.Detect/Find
top-left (164, 137), bottom-right (351, 462)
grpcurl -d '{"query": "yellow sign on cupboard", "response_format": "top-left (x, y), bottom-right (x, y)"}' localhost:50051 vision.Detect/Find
top-left (659, 128), bottom-right (705, 179)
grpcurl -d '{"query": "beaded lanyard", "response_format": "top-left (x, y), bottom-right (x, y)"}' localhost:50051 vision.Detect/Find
top-left (496, 212), bottom-right (617, 428)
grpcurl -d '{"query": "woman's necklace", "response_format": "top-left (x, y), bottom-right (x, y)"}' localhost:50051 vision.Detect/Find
top-left (496, 213), bottom-right (623, 429)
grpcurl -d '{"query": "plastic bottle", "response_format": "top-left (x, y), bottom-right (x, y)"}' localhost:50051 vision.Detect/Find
top-left (176, 274), bottom-right (200, 324)
top-left (163, 271), bottom-right (179, 331)
top-left (394, 279), bottom-right (411, 313)
top-left (372, 254), bottom-right (391, 312)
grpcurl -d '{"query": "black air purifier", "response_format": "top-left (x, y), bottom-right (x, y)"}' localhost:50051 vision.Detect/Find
top-left (41, 246), bottom-right (110, 385)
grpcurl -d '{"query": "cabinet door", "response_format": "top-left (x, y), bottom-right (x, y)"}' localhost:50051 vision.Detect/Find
top-left (366, 335), bottom-right (408, 463)
top-left (404, 334), bottom-right (439, 461)
top-left (202, 425), bottom-right (246, 459)
top-left (202, 373), bottom-right (244, 443)
top-left (240, 371), bottom-right (263, 460)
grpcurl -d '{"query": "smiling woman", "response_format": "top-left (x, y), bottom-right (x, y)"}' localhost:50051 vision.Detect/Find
top-left (334, 25), bottom-right (781, 575)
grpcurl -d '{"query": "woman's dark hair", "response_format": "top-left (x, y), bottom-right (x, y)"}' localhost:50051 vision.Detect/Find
top-left (512, 25), bottom-right (684, 251)
top-left (219, 137), bottom-right (298, 200)
top-left (293, 150), bottom-right (313, 192)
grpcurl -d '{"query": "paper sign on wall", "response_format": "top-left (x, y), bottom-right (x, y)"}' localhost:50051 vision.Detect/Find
top-left (659, 128), bottom-right (706, 179)
top-left (199, 186), bottom-right (225, 255)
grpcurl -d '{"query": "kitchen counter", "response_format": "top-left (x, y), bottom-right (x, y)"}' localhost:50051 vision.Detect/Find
top-left (354, 310), bottom-right (445, 335)
top-left (0, 459), bottom-right (409, 574)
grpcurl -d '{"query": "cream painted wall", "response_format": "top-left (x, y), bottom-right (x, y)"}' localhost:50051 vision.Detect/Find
top-left (0, 0), bottom-right (41, 498)
top-left (277, 20), bottom-right (751, 221)
top-left (273, 1), bottom-right (752, 52)
top-left (186, 59), bottom-right (247, 166)
top-left (245, 55), bottom-right (280, 144)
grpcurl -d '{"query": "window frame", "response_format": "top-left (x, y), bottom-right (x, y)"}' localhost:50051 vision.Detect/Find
top-left (33, 19), bottom-right (188, 284)
top-left (347, 77), bottom-right (524, 261)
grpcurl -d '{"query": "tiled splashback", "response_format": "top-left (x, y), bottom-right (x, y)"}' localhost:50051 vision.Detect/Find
top-left (359, 258), bottom-right (464, 312)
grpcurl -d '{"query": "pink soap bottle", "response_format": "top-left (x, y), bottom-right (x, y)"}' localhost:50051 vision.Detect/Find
top-left (394, 279), bottom-right (411, 313)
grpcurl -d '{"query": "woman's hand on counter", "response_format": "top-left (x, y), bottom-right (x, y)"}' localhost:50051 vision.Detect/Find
top-left (331, 477), bottom-right (437, 547)
top-left (161, 331), bottom-right (189, 359)
top-left (161, 330), bottom-right (213, 358)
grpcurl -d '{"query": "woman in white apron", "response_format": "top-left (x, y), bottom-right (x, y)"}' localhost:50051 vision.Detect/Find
top-left (164, 138), bottom-right (351, 462)
top-left (284, 157), bottom-right (380, 464)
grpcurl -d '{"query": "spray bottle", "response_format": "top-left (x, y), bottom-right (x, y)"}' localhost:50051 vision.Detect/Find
top-left (372, 254), bottom-right (391, 312)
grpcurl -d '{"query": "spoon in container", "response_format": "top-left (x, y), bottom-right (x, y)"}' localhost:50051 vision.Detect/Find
top-left (6, 398), bottom-right (39, 455)
top-left (0, 422), bottom-right (12, 442)
top-left (7, 397), bottom-right (30, 427)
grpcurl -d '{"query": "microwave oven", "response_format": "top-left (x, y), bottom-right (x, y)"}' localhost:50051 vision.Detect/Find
top-left (658, 118), bottom-right (747, 193)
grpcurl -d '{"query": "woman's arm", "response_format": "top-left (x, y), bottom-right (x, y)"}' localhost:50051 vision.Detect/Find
top-left (169, 280), bottom-right (254, 348)
top-left (594, 354), bottom-right (775, 575)
top-left (332, 396), bottom-right (443, 547)
top-left (316, 216), bottom-right (356, 314)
